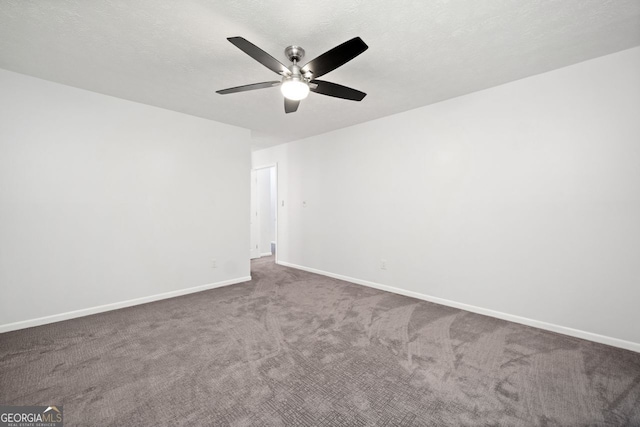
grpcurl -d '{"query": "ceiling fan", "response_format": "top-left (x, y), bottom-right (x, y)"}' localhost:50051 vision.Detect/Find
top-left (216, 36), bottom-right (368, 113)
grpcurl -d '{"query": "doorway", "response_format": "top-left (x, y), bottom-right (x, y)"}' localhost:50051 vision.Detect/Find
top-left (250, 165), bottom-right (277, 261)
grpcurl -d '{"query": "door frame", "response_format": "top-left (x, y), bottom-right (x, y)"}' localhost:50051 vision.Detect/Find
top-left (251, 163), bottom-right (278, 264)
top-left (250, 169), bottom-right (260, 259)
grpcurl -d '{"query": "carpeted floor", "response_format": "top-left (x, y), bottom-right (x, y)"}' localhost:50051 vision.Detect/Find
top-left (1, 257), bottom-right (639, 426)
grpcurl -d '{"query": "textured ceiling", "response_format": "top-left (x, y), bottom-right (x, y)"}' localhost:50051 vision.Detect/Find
top-left (1, 1), bottom-right (639, 149)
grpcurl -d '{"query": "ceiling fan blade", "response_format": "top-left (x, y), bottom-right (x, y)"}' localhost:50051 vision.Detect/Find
top-left (284, 98), bottom-right (300, 114)
top-left (227, 37), bottom-right (291, 76)
top-left (216, 81), bottom-right (280, 95)
top-left (301, 37), bottom-right (368, 79)
top-left (310, 80), bottom-right (366, 101)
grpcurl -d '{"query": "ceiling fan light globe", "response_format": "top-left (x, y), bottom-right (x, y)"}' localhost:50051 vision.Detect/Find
top-left (281, 79), bottom-right (309, 101)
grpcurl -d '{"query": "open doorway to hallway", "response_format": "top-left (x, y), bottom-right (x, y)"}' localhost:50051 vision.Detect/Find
top-left (250, 165), bottom-right (277, 262)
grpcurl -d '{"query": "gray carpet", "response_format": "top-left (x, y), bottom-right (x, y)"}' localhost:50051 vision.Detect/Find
top-left (1, 257), bottom-right (639, 426)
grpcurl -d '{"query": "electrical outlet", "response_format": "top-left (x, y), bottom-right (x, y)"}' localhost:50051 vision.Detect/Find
top-left (211, 259), bottom-right (217, 269)
top-left (380, 259), bottom-right (387, 270)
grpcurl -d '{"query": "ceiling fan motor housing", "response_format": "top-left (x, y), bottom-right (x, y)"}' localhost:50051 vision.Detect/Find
top-left (283, 46), bottom-right (308, 85)
top-left (280, 60), bottom-right (309, 100)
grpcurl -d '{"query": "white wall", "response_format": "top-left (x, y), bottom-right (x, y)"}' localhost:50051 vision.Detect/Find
top-left (253, 47), bottom-right (640, 348)
top-left (0, 69), bottom-right (251, 328)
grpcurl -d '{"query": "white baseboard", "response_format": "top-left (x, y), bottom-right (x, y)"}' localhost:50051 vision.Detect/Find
top-left (0, 276), bottom-right (252, 334)
top-left (260, 252), bottom-right (274, 257)
top-left (277, 260), bottom-right (640, 353)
